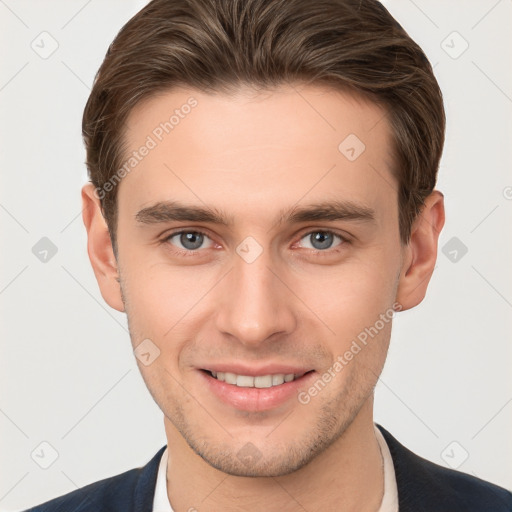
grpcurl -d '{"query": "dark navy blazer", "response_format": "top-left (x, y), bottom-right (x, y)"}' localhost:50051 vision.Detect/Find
top-left (24, 425), bottom-right (512, 511)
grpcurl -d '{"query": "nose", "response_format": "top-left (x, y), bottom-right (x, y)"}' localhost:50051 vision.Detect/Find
top-left (214, 246), bottom-right (297, 347)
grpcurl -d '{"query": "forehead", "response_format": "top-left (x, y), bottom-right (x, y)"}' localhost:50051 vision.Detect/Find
top-left (119, 84), bottom-right (397, 225)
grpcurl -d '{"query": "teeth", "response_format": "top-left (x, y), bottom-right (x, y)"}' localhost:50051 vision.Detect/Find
top-left (210, 371), bottom-right (299, 388)
top-left (224, 372), bottom-right (237, 385)
top-left (272, 374), bottom-right (285, 386)
top-left (236, 375), bottom-right (254, 387)
top-left (254, 375), bottom-right (273, 388)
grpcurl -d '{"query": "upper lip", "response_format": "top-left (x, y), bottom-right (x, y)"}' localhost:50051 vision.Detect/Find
top-left (200, 363), bottom-right (314, 377)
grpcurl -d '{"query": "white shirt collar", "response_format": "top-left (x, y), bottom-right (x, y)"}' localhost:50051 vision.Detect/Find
top-left (375, 424), bottom-right (399, 512)
top-left (152, 445), bottom-right (173, 512)
top-left (152, 424), bottom-right (398, 511)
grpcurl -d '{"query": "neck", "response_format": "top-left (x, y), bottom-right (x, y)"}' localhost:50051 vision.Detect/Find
top-left (164, 397), bottom-right (383, 512)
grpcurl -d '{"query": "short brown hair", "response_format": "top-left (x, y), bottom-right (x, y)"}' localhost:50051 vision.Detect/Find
top-left (82, 0), bottom-right (445, 252)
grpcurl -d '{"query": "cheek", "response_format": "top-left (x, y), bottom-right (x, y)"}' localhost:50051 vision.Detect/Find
top-left (116, 230), bottom-right (229, 362)
top-left (121, 260), bottom-right (215, 343)
top-left (301, 257), bottom-right (397, 331)
top-left (293, 266), bottom-right (398, 376)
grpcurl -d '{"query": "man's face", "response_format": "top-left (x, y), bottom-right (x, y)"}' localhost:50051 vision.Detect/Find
top-left (115, 85), bottom-right (404, 476)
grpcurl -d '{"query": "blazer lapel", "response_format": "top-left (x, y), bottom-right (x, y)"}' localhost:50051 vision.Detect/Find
top-left (132, 445), bottom-right (167, 512)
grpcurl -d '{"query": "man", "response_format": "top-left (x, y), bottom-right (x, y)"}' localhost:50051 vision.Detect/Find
top-left (24, 0), bottom-right (512, 510)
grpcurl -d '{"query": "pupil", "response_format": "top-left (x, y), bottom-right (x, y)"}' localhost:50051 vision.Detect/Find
top-left (311, 232), bottom-right (332, 250)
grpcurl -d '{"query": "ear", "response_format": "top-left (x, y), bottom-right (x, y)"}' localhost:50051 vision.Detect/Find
top-left (395, 190), bottom-right (445, 311)
top-left (81, 183), bottom-right (125, 312)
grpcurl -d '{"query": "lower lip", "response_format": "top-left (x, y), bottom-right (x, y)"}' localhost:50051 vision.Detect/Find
top-left (199, 370), bottom-right (316, 412)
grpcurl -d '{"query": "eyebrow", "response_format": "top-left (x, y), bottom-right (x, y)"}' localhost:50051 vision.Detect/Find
top-left (135, 199), bottom-right (376, 227)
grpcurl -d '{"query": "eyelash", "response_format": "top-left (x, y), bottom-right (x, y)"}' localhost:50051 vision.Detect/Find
top-left (159, 229), bottom-right (349, 258)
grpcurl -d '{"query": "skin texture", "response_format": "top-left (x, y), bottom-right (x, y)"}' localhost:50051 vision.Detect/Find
top-left (82, 84), bottom-right (445, 511)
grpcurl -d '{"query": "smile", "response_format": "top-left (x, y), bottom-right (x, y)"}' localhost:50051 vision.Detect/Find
top-left (208, 371), bottom-right (305, 388)
top-left (200, 368), bottom-right (317, 411)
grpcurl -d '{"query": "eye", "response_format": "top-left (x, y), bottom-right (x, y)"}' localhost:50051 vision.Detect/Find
top-left (298, 230), bottom-right (345, 251)
top-left (165, 230), bottom-right (214, 251)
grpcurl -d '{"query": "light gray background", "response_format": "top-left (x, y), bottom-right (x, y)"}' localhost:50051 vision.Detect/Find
top-left (1, 0), bottom-right (511, 510)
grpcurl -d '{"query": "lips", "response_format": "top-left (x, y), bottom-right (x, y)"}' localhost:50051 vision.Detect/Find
top-left (198, 365), bottom-right (316, 411)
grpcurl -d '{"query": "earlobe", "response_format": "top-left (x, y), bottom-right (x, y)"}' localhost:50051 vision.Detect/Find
top-left (396, 190), bottom-right (445, 311)
top-left (81, 183), bottom-right (125, 312)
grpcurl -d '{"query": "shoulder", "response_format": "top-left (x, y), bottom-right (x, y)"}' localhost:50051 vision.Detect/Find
top-left (377, 425), bottom-right (512, 512)
top-left (22, 446), bottom-right (166, 512)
